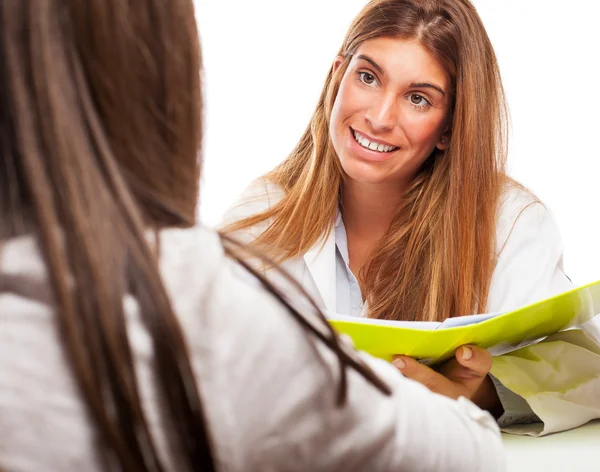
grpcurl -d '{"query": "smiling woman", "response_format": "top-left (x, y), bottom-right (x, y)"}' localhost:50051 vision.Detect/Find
top-left (222, 0), bottom-right (519, 324)
top-left (220, 0), bottom-right (597, 436)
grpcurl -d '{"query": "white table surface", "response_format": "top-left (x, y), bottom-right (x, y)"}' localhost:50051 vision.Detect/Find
top-left (503, 420), bottom-right (600, 472)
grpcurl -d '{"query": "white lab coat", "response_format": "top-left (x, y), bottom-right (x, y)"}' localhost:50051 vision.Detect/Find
top-left (223, 178), bottom-right (600, 436)
top-left (222, 179), bottom-right (571, 315)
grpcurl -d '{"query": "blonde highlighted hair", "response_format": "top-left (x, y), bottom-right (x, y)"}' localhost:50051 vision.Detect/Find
top-left (224, 0), bottom-right (509, 322)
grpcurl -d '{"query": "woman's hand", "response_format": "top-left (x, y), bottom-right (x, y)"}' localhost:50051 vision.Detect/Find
top-left (392, 346), bottom-right (503, 417)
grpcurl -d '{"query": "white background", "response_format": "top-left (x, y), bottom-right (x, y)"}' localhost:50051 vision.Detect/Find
top-left (194, 0), bottom-right (600, 286)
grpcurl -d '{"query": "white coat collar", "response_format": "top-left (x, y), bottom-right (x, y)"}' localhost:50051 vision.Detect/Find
top-left (302, 212), bottom-right (339, 313)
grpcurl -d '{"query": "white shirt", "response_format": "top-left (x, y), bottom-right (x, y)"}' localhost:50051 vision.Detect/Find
top-left (334, 212), bottom-right (365, 317)
top-left (224, 179), bottom-right (573, 316)
top-left (222, 179), bottom-right (591, 436)
top-left (0, 226), bottom-right (504, 471)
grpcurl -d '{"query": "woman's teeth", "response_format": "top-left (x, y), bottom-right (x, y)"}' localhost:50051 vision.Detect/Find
top-left (353, 130), bottom-right (398, 153)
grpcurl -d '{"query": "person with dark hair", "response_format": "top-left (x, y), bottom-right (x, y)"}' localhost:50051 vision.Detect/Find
top-left (0, 1), bottom-right (503, 471)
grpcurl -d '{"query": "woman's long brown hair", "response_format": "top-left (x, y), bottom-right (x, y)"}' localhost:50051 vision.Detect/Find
top-left (1, 0), bottom-right (213, 470)
top-left (224, 0), bottom-right (510, 322)
top-left (0, 1), bottom-right (390, 470)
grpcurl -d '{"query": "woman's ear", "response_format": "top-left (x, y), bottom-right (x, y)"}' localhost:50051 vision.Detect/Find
top-left (436, 133), bottom-right (451, 151)
top-left (436, 121), bottom-right (452, 150)
top-left (333, 55), bottom-right (345, 73)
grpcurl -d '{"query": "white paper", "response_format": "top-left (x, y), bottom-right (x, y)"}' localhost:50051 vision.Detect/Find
top-left (327, 311), bottom-right (504, 330)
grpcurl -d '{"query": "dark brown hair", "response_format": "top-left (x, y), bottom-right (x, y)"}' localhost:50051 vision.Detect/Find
top-left (1, 0), bottom-right (211, 470)
top-left (0, 1), bottom-right (388, 470)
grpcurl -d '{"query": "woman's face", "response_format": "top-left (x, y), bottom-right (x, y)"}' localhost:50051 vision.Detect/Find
top-left (329, 37), bottom-right (452, 189)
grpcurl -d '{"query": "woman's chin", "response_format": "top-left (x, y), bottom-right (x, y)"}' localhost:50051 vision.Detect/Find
top-left (339, 158), bottom-right (395, 185)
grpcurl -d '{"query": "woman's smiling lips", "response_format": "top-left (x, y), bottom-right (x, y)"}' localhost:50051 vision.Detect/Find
top-left (348, 127), bottom-right (399, 162)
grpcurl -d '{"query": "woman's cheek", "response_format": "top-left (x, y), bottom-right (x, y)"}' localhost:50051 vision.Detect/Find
top-left (403, 114), bottom-right (444, 143)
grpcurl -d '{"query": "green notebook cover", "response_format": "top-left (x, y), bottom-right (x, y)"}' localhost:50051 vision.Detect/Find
top-left (329, 280), bottom-right (600, 365)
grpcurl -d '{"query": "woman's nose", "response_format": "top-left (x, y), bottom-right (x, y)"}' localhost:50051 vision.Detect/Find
top-left (365, 95), bottom-right (398, 132)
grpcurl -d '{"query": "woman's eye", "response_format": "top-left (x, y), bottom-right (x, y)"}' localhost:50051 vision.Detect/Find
top-left (409, 94), bottom-right (430, 108)
top-left (358, 72), bottom-right (376, 85)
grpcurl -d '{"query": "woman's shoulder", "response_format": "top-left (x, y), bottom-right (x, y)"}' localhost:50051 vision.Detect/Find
top-left (497, 181), bottom-right (541, 222)
top-left (242, 178), bottom-right (285, 203)
top-left (158, 225), bottom-right (225, 299)
top-left (218, 178), bottom-right (285, 245)
top-left (221, 179), bottom-right (284, 225)
top-left (495, 181), bottom-right (556, 249)
top-left (488, 182), bottom-right (571, 312)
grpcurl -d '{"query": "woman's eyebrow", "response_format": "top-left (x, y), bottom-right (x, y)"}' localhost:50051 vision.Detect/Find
top-left (410, 82), bottom-right (446, 97)
top-left (356, 54), bottom-right (385, 76)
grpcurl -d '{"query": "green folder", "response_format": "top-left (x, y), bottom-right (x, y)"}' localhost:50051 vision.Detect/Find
top-left (329, 280), bottom-right (600, 366)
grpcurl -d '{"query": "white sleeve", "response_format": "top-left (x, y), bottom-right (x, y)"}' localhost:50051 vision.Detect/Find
top-left (487, 199), bottom-right (573, 314)
top-left (193, 255), bottom-right (505, 472)
top-left (486, 194), bottom-right (578, 432)
top-left (218, 179), bottom-right (281, 242)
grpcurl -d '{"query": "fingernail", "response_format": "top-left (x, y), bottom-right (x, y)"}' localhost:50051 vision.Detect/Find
top-left (462, 346), bottom-right (472, 361)
top-left (392, 358), bottom-right (406, 370)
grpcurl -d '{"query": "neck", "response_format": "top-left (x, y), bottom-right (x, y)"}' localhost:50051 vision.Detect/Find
top-left (341, 179), bottom-right (405, 238)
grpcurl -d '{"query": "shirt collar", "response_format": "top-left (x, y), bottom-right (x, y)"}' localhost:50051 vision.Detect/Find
top-left (335, 206), bottom-right (343, 228)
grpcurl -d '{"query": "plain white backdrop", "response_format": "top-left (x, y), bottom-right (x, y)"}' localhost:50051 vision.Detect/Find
top-left (194, 0), bottom-right (600, 285)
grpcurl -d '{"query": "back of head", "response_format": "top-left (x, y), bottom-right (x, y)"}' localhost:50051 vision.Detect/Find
top-left (0, 0), bottom-right (214, 470)
top-left (0, 0), bottom-right (202, 231)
